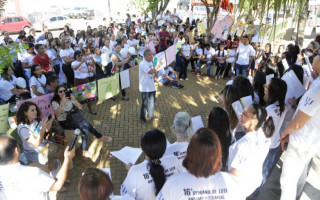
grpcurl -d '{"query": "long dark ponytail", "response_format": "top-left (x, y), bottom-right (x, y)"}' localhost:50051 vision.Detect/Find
top-left (251, 104), bottom-right (275, 138)
top-left (141, 129), bottom-right (167, 195)
top-left (266, 78), bottom-right (287, 116)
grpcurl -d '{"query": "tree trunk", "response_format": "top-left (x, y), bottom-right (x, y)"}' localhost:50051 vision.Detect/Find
top-left (296, 0), bottom-right (309, 47)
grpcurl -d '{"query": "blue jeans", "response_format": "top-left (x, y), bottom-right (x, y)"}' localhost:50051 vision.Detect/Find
top-left (196, 59), bottom-right (212, 76)
top-left (236, 64), bottom-right (249, 76)
top-left (159, 73), bottom-right (180, 86)
top-left (60, 120), bottom-right (102, 150)
top-left (252, 145), bottom-right (282, 196)
top-left (140, 91), bottom-right (156, 120)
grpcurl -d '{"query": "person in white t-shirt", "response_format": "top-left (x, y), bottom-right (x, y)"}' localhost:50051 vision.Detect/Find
top-left (228, 104), bottom-right (273, 197)
top-left (139, 49), bottom-right (163, 124)
top-left (164, 112), bottom-right (193, 159)
top-left (30, 65), bottom-right (46, 98)
top-left (196, 44), bottom-right (215, 79)
top-left (157, 66), bottom-right (183, 89)
top-left (121, 129), bottom-right (183, 200)
top-left (0, 66), bottom-right (29, 103)
top-left (225, 43), bottom-right (238, 79)
top-left (215, 43), bottom-right (228, 79)
top-left (21, 42), bottom-right (35, 82)
top-left (60, 38), bottom-right (75, 87)
top-left (156, 128), bottom-right (243, 200)
top-left (279, 55), bottom-right (320, 200)
top-left (156, 11), bottom-right (166, 27)
top-left (251, 78), bottom-right (287, 198)
top-left (101, 39), bottom-right (113, 67)
top-left (179, 36), bottom-right (192, 80)
top-left (0, 134), bottom-right (75, 200)
top-left (235, 36), bottom-right (255, 76)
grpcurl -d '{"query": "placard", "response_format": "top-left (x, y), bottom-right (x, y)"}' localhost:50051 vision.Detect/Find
top-left (17, 93), bottom-right (54, 119)
top-left (120, 69), bottom-right (130, 90)
top-left (71, 81), bottom-right (96, 102)
top-left (165, 44), bottom-right (176, 66)
top-left (97, 74), bottom-right (120, 102)
top-left (153, 51), bottom-right (167, 71)
top-left (0, 103), bottom-right (9, 133)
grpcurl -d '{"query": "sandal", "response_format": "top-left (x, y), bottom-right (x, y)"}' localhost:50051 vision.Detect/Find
top-left (100, 136), bottom-right (112, 142)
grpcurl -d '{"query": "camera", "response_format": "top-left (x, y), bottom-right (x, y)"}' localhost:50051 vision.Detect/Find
top-left (65, 90), bottom-right (73, 98)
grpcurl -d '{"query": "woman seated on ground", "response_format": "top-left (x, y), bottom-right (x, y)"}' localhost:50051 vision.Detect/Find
top-left (208, 107), bottom-right (232, 171)
top-left (0, 66), bottom-right (30, 103)
top-left (156, 128), bottom-right (242, 200)
top-left (79, 168), bottom-right (134, 200)
top-left (30, 64), bottom-right (46, 98)
top-left (51, 85), bottom-right (112, 158)
top-left (16, 102), bottom-right (59, 175)
top-left (164, 112), bottom-right (193, 160)
top-left (121, 129), bottom-right (183, 200)
top-left (228, 104), bottom-right (274, 198)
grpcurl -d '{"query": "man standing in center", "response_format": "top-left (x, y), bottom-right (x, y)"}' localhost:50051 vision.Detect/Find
top-left (139, 49), bottom-right (163, 125)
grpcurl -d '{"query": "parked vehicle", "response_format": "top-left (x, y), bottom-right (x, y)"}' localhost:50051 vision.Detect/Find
top-left (33, 16), bottom-right (71, 31)
top-left (0, 16), bottom-right (32, 34)
top-left (83, 9), bottom-right (95, 20)
top-left (68, 7), bottom-right (87, 19)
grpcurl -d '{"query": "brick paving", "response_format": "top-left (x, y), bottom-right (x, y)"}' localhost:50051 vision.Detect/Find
top-left (52, 65), bottom-right (227, 200)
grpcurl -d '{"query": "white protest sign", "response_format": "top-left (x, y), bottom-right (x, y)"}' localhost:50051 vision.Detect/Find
top-left (120, 69), bottom-right (130, 90)
top-left (191, 115), bottom-right (204, 134)
top-left (232, 101), bottom-right (244, 120)
top-left (266, 74), bottom-right (274, 83)
top-left (282, 70), bottom-right (307, 102)
top-left (240, 95), bottom-right (253, 108)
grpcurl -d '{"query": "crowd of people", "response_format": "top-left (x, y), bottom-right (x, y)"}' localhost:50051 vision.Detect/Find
top-left (0, 7), bottom-right (320, 200)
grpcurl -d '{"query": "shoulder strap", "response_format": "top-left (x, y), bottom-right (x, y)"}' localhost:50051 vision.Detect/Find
top-left (35, 76), bottom-right (46, 89)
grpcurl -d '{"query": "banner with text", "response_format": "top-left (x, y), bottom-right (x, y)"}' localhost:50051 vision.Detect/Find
top-left (17, 93), bottom-right (54, 119)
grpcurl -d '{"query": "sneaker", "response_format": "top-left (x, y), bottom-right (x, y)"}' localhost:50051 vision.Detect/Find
top-left (148, 116), bottom-right (159, 121)
top-left (205, 76), bottom-right (210, 79)
top-left (215, 75), bottom-right (218, 80)
top-left (172, 85), bottom-right (179, 89)
top-left (196, 73), bottom-right (200, 76)
top-left (178, 85), bottom-right (184, 89)
top-left (179, 78), bottom-right (183, 81)
top-left (185, 77), bottom-right (189, 80)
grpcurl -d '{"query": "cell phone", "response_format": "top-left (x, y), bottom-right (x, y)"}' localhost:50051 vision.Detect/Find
top-left (65, 90), bottom-right (72, 98)
top-left (48, 114), bottom-right (52, 121)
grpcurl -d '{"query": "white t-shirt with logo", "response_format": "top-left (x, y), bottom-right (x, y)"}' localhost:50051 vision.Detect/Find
top-left (228, 128), bottom-right (271, 197)
top-left (0, 163), bottom-right (55, 200)
top-left (236, 44), bottom-right (255, 65)
top-left (164, 142), bottom-right (188, 160)
top-left (60, 48), bottom-right (75, 65)
top-left (289, 77), bottom-right (320, 155)
top-left (157, 67), bottom-right (173, 82)
top-left (156, 172), bottom-right (243, 200)
top-left (30, 74), bottom-right (47, 98)
top-left (0, 76), bottom-right (17, 101)
top-left (266, 102), bottom-right (287, 149)
top-left (204, 48), bottom-right (216, 59)
top-left (139, 59), bottom-right (156, 92)
top-left (181, 44), bottom-right (191, 57)
top-left (120, 155), bottom-right (184, 200)
top-left (72, 60), bottom-right (89, 79)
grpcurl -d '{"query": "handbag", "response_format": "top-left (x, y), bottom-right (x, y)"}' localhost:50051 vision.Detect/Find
top-left (67, 105), bottom-right (85, 125)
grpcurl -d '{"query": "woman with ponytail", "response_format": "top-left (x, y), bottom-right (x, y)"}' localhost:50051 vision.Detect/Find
top-left (121, 129), bottom-right (183, 200)
top-left (250, 78), bottom-right (287, 197)
top-left (156, 128), bottom-right (242, 200)
top-left (164, 112), bottom-right (193, 160)
top-left (228, 104), bottom-right (274, 198)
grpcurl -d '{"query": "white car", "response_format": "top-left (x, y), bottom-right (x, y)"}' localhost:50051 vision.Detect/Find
top-left (33, 16), bottom-right (71, 31)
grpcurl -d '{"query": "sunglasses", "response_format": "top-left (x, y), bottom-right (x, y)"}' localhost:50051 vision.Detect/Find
top-left (8, 41), bottom-right (13, 44)
top-left (58, 90), bottom-right (67, 93)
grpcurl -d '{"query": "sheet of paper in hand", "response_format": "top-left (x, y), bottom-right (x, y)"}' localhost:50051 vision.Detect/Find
top-left (110, 146), bottom-right (143, 165)
top-left (191, 115), bottom-right (204, 134)
top-left (282, 70), bottom-right (307, 102)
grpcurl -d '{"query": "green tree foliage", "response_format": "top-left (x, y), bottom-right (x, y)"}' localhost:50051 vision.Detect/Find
top-left (130, 0), bottom-right (170, 18)
top-left (0, 43), bottom-right (27, 73)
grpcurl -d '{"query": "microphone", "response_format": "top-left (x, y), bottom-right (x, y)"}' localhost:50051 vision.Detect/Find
top-left (69, 129), bottom-right (81, 151)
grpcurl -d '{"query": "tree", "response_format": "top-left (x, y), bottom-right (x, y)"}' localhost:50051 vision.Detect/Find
top-left (0, 43), bottom-right (27, 73)
top-left (201, 0), bottom-right (223, 42)
top-left (129, 0), bottom-right (171, 19)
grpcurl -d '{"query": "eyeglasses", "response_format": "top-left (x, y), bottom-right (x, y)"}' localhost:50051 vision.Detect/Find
top-left (78, 54), bottom-right (83, 57)
top-left (58, 90), bottom-right (67, 93)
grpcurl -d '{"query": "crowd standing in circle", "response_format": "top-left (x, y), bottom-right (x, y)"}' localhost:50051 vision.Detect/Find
top-left (0, 8), bottom-right (320, 200)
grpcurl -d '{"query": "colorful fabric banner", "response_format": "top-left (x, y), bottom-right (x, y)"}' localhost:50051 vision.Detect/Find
top-left (17, 93), bottom-right (54, 119)
top-left (71, 81), bottom-right (96, 102)
top-left (246, 24), bottom-right (260, 35)
top-left (0, 103), bottom-right (9, 133)
top-left (97, 74), bottom-right (120, 102)
top-left (165, 44), bottom-right (177, 66)
top-left (259, 24), bottom-right (271, 37)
